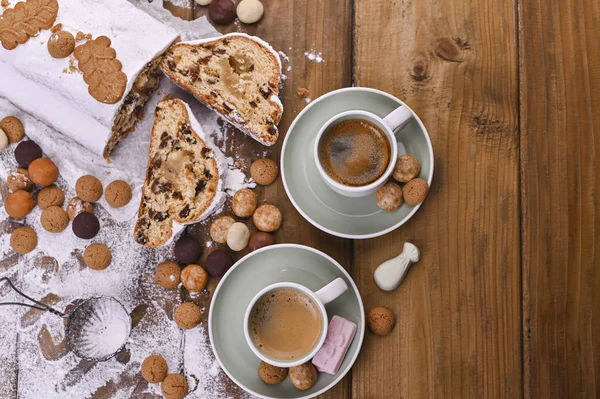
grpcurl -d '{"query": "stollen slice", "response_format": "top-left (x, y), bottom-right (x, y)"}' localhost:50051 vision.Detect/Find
top-left (161, 33), bottom-right (283, 146)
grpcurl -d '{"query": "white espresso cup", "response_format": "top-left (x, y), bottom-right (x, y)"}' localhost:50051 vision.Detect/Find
top-left (314, 106), bottom-right (413, 197)
top-left (243, 278), bottom-right (348, 368)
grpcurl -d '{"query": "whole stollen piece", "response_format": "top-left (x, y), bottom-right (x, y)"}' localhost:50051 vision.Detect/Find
top-left (160, 33), bottom-right (283, 146)
top-left (0, 0), bottom-right (179, 160)
top-left (134, 97), bottom-right (223, 247)
top-left (374, 242), bottom-right (420, 291)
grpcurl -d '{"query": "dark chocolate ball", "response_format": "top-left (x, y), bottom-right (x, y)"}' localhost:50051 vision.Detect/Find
top-left (205, 249), bottom-right (234, 277)
top-left (248, 232), bottom-right (276, 251)
top-left (72, 212), bottom-right (100, 239)
top-left (15, 140), bottom-right (42, 168)
top-left (209, 0), bottom-right (236, 25)
top-left (174, 236), bottom-right (202, 264)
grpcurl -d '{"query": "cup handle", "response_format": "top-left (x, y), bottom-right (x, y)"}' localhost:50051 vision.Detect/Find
top-left (315, 277), bottom-right (348, 306)
top-left (383, 105), bottom-right (413, 132)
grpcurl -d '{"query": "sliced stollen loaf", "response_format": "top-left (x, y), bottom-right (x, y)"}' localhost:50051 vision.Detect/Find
top-left (160, 33), bottom-right (283, 146)
top-left (134, 96), bottom-right (223, 247)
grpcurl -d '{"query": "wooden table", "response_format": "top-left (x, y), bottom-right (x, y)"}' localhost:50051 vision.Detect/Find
top-left (166, 0), bottom-right (600, 397)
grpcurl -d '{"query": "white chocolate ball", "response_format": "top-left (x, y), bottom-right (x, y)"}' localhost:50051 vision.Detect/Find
top-left (226, 222), bottom-right (250, 251)
top-left (237, 0), bottom-right (264, 24)
top-left (195, 0), bottom-right (213, 5)
top-left (0, 128), bottom-right (8, 151)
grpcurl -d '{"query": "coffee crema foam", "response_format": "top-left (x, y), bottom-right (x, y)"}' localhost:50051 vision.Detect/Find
top-left (319, 119), bottom-right (391, 186)
top-left (250, 288), bottom-right (322, 361)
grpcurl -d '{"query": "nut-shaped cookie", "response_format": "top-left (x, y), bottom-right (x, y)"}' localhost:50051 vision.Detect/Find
top-left (232, 188), bottom-right (257, 218)
top-left (174, 302), bottom-right (202, 330)
top-left (252, 204), bottom-right (282, 232)
top-left (210, 215), bottom-right (235, 243)
top-left (392, 154), bottom-right (420, 183)
top-left (180, 264), bottom-right (208, 292)
top-left (48, 31), bottom-right (75, 59)
top-left (40, 206), bottom-right (69, 233)
top-left (5, 190), bottom-right (35, 219)
top-left (105, 180), bottom-right (132, 208)
top-left (37, 185), bottom-right (65, 209)
top-left (258, 361), bottom-right (288, 385)
top-left (10, 226), bottom-right (37, 254)
top-left (28, 158), bottom-right (59, 186)
top-left (0, 116), bottom-right (24, 143)
top-left (76, 175), bottom-right (103, 203)
top-left (250, 158), bottom-right (278, 185)
top-left (67, 197), bottom-right (94, 220)
top-left (376, 182), bottom-right (403, 211)
top-left (84, 243), bottom-right (112, 270)
top-left (289, 363), bottom-right (318, 390)
top-left (7, 168), bottom-right (32, 192)
top-left (367, 306), bottom-right (396, 336)
top-left (156, 261), bottom-right (181, 289)
top-left (141, 354), bottom-right (168, 383)
top-left (402, 178), bottom-right (429, 206)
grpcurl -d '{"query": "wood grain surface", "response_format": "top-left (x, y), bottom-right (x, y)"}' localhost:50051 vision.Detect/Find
top-left (519, 0), bottom-right (600, 397)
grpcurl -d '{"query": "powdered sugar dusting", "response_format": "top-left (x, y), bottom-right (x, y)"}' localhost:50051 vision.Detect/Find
top-left (305, 49), bottom-right (324, 63)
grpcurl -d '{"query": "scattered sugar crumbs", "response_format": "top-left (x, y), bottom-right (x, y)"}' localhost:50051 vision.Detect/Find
top-left (0, 0), bottom-right (9, 8)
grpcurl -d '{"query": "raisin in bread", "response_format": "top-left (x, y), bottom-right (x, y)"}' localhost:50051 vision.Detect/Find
top-left (134, 96), bottom-right (222, 247)
top-left (160, 33), bottom-right (283, 146)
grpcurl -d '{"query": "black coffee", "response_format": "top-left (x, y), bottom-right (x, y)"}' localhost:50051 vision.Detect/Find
top-left (319, 119), bottom-right (390, 186)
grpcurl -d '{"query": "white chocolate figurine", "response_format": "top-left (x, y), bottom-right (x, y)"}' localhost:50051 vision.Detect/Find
top-left (374, 242), bottom-right (420, 291)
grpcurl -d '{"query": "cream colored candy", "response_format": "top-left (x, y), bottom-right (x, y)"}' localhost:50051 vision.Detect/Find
top-left (226, 222), bottom-right (250, 251)
top-left (374, 242), bottom-right (420, 291)
top-left (194, 0), bottom-right (212, 5)
top-left (237, 0), bottom-right (264, 24)
top-left (0, 127), bottom-right (8, 150)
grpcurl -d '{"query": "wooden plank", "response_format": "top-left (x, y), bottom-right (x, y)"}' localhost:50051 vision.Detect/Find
top-left (519, 0), bottom-right (600, 397)
top-left (189, 1), bottom-right (354, 398)
top-left (352, 0), bottom-right (521, 397)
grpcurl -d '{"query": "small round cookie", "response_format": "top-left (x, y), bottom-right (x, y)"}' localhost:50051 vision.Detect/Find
top-left (209, 215), bottom-right (235, 243)
top-left (367, 307), bottom-right (396, 336)
top-left (392, 154), bottom-right (421, 183)
top-left (0, 116), bottom-right (25, 143)
top-left (289, 363), bottom-right (318, 390)
top-left (37, 185), bottom-right (65, 209)
top-left (180, 264), bottom-right (208, 292)
top-left (40, 206), bottom-right (69, 233)
top-left (156, 261), bottom-right (181, 289)
top-left (105, 180), bottom-right (132, 208)
top-left (7, 168), bottom-right (32, 192)
top-left (253, 204), bottom-right (282, 232)
top-left (376, 182), bottom-right (404, 211)
top-left (5, 190), bottom-right (35, 219)
top-left (250, 158), bottom-right (278, 186)
top-left (161, 373), bottom-right (188, 399)
top-left (248, 232), bottom-right (275, 251)
top-left (10, 226), bottom-right (37, 254)
top-left (205, 249), bottom-right (234, 277)
top-left (72, 212), bottom-right (100, 239)
top-left (14, 140), bottom-right (42, 168)
top-left (174, 236), bottom-right (202, 264)
top-left (67, 197), bottom-right (94, 220)
top-left (141, 354), bottom-right (168, 383)
top-left (403, 178), bottom-right (429, 206)
top-left (0, 128), bottom-right (7, 150)
top-left (48, 31), bottom-right (76, 59)
top-left (76, 175), bottom-right (103, 203)
top-left (258, 361), bottom-right (288, 385)
top-left (174, 302), bottom-right (202, 330)
top-left (226, 222), bottom-right (250, 251)
top-left (83, 243), bottom-right (112, 270)
top-left (232, 188), bottom-right (258, 218)
top-left (28, 158), bottom-right (59, 186)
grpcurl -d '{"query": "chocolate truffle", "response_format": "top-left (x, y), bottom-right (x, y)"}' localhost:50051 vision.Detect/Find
top-left (250, 158), bottom-right (279, 186)
top-left (5, 190), bottom-right (35, 219)
top-left (181, 264), bottom-right (208, 292)
top-left (392, 154), bottom-right (421, 183)
top-left (67, 197), bottom-right (94, 220)
top-left (253, 204), bottom-right (283, 232)
top-left (209, 0), bottom-right (236, 24)
top-left (174, 236), bottom-right (202, 264)
top-left (289, 363), bottom-right (318, 390)
top-left (376, 182), bottom-right (404, 211)
top-left (0, 116), bottom-right (24, 143)
top-left (161, 373), bottom-right (188, 399)
top-left (248, 232), bottom-right (276, 251)
top-left (7, 168), bottom-right (32, 192)
top-left (72, 212), bottom-right (100, 239)
top-left (141, 354), bottom-right (169, 383)
top-left (367, 307), bottom-right (396, 336)
top-left (403, 178), bottom-right (429, 206)
top-left (105, 180), bottom-right (132, 208)
top-left (76, 175), bottom-right (103, 203)
top-left (226, 222), bottom-right (250, 251)
top-left (15, 140), bottom-right (42, 167)
top-left (174, 302), bottom-right (201, 330)
top-left (258, 361), bottom-right (288, 385)
top-left (156, 261), bottom-right (182, 289)
top-left (10, 226), bottom-right (37, 254)
top-left (37, 185), bottom-right (65, 209)
top-left (209, 215), bottom-right (235, 243)
top-left (205, 249), bottom-right (234, 277)
top-left (84, 243), bottom-right (112, 270)
top-left (40, 206), bottom-right (69, 233)
top-left (28, 158), bottom-right (59, 187)
top-left (48, 31), bottom-right (75, 59)
top-left (232, 188), bottom-right (257, 218)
